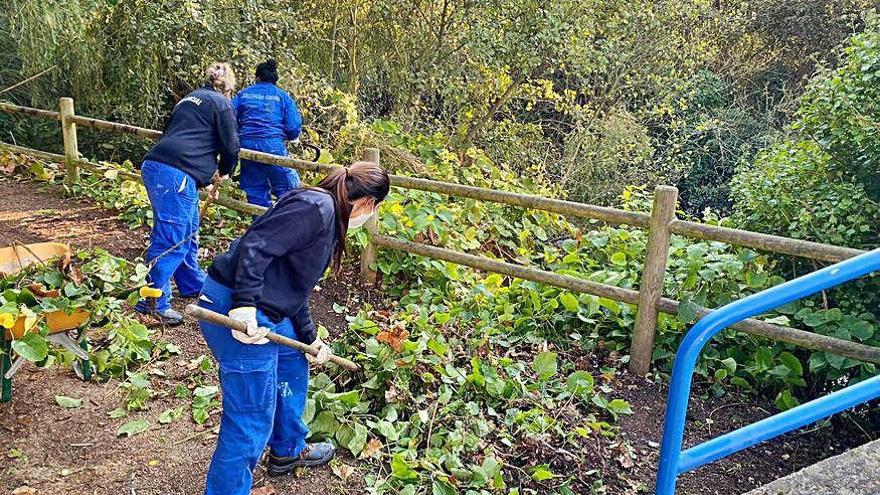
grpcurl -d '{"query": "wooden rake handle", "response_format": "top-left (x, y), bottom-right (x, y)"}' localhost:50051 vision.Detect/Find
top-left (184, 304), bottom-right (360, 371)
top-left (199, 176), bottom-right (222, 218)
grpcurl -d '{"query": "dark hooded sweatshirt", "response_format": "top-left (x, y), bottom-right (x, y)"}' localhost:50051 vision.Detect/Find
top-left (142, 86), bottom-right (240, 187)
top-left (207, 189), bottom-right (338, 344)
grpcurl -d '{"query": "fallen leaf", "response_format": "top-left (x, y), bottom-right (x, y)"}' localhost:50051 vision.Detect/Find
top-left (331, 463), bottom-right (355, 479)
top-left (55, 395), bottom-right (83, 409)
top-left (250, 487), bottom-right (275, 495)
top-left (28, 284), bottom-right (60, 298)
top-left (361, 438), bottom-right (383, 459)
top-left (377, 322), bottom-right (409, 353)
top-left (617, 454), bottom-right (634, 469)
top-left (67, 265), bottom-right (84, 286)
top-left (116, 419), bottom-right (150, 437)
top-left (12, 487), bottom-right (36, 495)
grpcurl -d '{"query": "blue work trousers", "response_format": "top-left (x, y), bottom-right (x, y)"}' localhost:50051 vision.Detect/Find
top-left (239, 138), bottom-right (300, 207)
top-left (136, 160), bottom-right (205, 313)
top-left (198, 276), bottom-right (310, 495)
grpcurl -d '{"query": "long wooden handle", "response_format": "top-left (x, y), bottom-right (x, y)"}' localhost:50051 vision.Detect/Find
top-left (199, 186), bottom-right (218, 218)
top-left (184, 304), bottom-right (360, 371)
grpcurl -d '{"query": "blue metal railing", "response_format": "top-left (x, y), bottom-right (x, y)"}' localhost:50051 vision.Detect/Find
top-left (656, 248), bottom-right (880, 494)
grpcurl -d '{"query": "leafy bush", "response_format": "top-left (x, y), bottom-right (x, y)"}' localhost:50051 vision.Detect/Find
top-left (732, 139), bottom-right (880, 247)
top-left (796, 14), bottom-right (880, 201)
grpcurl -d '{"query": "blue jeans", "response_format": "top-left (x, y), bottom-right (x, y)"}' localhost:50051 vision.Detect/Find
top-left (239, 138), bottom-right (300, 207)
top-left (135, 160), bottom-right (205, 313)
top-left (198, 276), bottom-right (309, 495)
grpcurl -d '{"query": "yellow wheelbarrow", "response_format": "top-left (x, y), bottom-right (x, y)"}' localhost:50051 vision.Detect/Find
top-left (0, 243), bottom-right (93, 402)
top-left (0, 243), bottom-right (162, 402)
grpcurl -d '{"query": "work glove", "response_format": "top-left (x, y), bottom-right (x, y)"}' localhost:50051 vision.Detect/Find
top-left (307, 337), bottom-right (332, 365)
top-left (228, 307), bottom-right (269, 345)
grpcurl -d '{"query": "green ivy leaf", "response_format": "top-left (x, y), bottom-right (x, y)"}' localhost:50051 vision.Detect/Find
top-left (116, 419), bottom-right (150, 437)
top-left (158, 406), bottom-right (184, 424)
top-left (107, 408), bottom-right (127, 419)
top-left (609, 252), bottom-right (627, 266)
top-left (531, 465), bottom-right (554, 481)
top-left (559, 292), bottom-right (579, 312)
top-left (310, 411), bottom-right (341, 436)
top-left (11, 333), bottom-right (48, 362)
top-left (778, 352), bottom-right (803, 376)
top-left (347, 423), bottom-right (368, 456)
top-left (607, 399), bottom-right (633, 417)
top-left (532, 351), bottom-right (557, 381)
top-left (391, 453), bottom-right (418, 480)
top-left (677, 299), bottom-right (699, 324)
top-left (745, 271), bottom-right (768, 288)
top-left (432, 479), bottom-right (458, 495)
top-left (566, 371), bottom-right (594, 397)
top-left (55, 395), bottom-right (83, 409)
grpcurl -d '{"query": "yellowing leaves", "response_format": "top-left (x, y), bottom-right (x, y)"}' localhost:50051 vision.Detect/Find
top-left (0, 312), bottom-right (15, 329)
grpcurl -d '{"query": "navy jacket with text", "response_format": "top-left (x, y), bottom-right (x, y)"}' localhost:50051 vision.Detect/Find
top-left (142, 86), bottom-right (240, 187)
top-left (207, 189), bottom-right (338, 344)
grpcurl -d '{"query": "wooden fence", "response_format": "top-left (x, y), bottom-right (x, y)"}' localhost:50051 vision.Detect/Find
top-left (0, 98), bottom-right (876, 375)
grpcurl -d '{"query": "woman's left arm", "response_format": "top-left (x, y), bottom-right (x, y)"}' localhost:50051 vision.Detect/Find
top-left (291, 303), bottom-right (317, 344)
top-left (281, 92), bottom-right (302, 141)
top-left (215, 100), bottom-right (241, 177)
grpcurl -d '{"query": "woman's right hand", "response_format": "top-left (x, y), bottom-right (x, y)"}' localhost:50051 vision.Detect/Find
top-left (228, 306), bottom-right (269, 344)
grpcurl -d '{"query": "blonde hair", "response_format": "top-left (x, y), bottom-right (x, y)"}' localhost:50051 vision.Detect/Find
top-left (204, 62), bottom-right (236, 98)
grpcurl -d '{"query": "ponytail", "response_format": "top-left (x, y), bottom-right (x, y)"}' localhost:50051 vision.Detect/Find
top-left (315, 161), bottom-right (390, 272)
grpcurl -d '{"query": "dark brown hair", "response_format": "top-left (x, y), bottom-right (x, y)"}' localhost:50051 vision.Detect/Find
top-left (315, 161), bottom-right (390, 271)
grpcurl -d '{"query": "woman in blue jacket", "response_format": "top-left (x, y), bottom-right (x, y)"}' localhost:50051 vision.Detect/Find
top-left (135, 62), bottom-right (240, 325)
top-left (197, 161), bottom-right (389, 495)
top-left (231, 59), bottom-right (303, 207)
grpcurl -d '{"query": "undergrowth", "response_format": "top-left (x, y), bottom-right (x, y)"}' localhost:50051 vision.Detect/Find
top-left (2, 132), bottom-right (878, 494)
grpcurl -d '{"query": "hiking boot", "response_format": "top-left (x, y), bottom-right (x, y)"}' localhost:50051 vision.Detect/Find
top-left (136, 307), bottom-right (184, 326)
top-left (266, 442), bottom-right (336, 476)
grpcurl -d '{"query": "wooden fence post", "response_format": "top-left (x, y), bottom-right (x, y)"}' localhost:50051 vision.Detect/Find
top-left (59, 97), bottom-right (79, 184)
top-left (360, 148), bottom-right (380, 284)
top-left (629, 186), bottom-right (678, 376)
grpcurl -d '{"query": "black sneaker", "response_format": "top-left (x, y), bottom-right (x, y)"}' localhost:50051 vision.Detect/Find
top-left (266, 442), bottom-right (336, 476)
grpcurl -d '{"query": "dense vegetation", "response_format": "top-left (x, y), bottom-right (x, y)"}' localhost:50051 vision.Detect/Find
top-left (1, 0), bottom-right (876, 213)
top-left (2, 1), bottom-right (880, 494)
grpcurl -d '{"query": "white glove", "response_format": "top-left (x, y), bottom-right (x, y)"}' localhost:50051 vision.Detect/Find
top-left (228, 307), bottom-right (269, 345)
top-left (307, 337), bottom-right (332, 364)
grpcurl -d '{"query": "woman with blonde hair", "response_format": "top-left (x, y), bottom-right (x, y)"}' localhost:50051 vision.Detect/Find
top-left (135, 62), bottom-right (240, 325)
top-left (197, 161), bottom-right (390, 494)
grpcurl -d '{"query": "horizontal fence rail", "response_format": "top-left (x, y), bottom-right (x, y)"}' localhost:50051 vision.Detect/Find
top-left (1, 98), bottom-right (877, 375)
top-left (669, 220), bottom-right (863, 264)
top-left (0, 101), bottom-right (61, 121)
top-left (374, 235), bottom-right (880, 364)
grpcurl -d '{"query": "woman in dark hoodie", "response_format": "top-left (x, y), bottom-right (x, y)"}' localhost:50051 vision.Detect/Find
top-left (196, 160), bottom-right (389, 495)
top-left (135, 62), bottom-right (240, 325)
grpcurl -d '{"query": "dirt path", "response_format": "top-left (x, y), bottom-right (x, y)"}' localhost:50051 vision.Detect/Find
top-left (0, 176), bottom-right (361, 495)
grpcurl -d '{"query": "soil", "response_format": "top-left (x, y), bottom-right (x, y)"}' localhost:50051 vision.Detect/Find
top-left (0, 175), bottom-right (873, 495)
